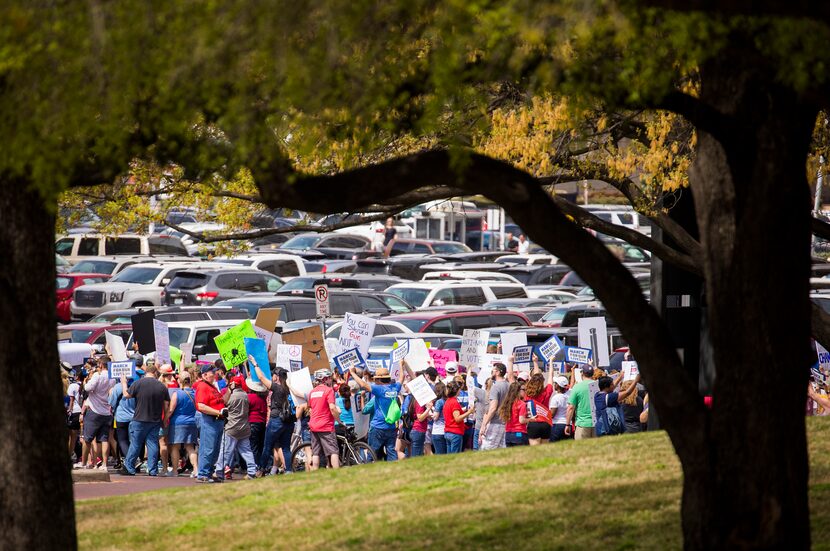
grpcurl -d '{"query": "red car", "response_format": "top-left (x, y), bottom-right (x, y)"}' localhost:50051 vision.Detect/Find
top-left (56, 273), bottom-right (110, 322)
top-left (57, 323), bottom-right (132, 349)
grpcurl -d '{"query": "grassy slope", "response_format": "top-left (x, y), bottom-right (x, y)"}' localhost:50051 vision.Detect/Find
top-left (77, 418), bottom-right (830, 550)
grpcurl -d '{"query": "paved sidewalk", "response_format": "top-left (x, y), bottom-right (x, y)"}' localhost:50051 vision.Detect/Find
top-left (74, 472), bottom-right (219, 500)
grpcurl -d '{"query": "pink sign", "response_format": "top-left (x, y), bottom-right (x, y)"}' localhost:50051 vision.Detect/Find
top-left (428, 349), bottom-right (457, 377)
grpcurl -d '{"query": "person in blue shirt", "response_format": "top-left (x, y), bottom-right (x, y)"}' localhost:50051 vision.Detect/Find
top-left (350, 361), bottom-right (414, 461)
top-left (109, 372), bottom-right (138, 470)
top-left (336, 384), bottom-right (355, 428)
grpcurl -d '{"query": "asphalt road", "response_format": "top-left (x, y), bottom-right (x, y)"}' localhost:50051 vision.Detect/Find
top-left (74, 472), bottom-right (233, 500)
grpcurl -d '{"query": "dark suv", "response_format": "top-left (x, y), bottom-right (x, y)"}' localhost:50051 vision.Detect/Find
top-left (384, 309), bottom-right (531, 334)
top-left (274, 288), bottom-right (413, 314)
top-left (163, 269), bottom-right (283, 306)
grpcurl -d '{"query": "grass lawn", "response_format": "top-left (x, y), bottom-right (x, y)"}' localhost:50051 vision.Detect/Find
top-left (77, 417), bottom-right (830, 550)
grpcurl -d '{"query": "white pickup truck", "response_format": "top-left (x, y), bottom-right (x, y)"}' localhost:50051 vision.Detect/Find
top-left (70, 262), bottom-right (231, 320)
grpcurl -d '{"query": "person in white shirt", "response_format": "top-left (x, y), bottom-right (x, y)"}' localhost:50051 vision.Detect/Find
top-left (80, 357), bottom-right (116, 470)
top-left (549, 375), bottom-right (571, 442)
top-left (517, 234), bottom-right (530, 254)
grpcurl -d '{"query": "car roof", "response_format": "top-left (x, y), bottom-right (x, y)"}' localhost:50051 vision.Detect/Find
top-left (385, 309), bottom-right (525, 320)
top-left (58, 323), bottom-right (131, 330)
top-left (60, 272), bottom-right (110, 277)
top-left (165, 320), bottom-right (241, 329)
top-left (222, 295), bottom-right (314, 303)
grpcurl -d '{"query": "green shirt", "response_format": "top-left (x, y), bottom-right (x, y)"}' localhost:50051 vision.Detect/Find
top-left (568, 380), bottom-right (594, 428)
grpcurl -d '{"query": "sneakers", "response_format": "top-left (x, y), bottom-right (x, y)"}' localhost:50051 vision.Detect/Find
top-left (210, 475), bottom-right (224, 484)
top-left (97, 464), bottom-right (108, 472)
top-left (190, 473), bottom-right (198, 479)
top-left (83, 463), bottom-right (95, 470)
top-left (243, 475), bottom-right (255, 480)
top-left (117, 467), bottom-right (134, 476)
top-left (73, 462), bottom-right (84, 470)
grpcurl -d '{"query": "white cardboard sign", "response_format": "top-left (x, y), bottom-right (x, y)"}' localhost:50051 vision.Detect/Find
top-left (622, 361), bottom-right (639, 381)
top-left (287, 367), bottom-right (313, 406)
top-left (153, 319), bottom-right (171, 366)
top-left (338, 313), bottom-right (376, 358)
top-left (538, 335), bottom-right (564, 362)
top-left (276, 344), bottom-right (303, 370)
top-left (461, 329), bottom-right (489, 369)
top-left (587, 380), bottom-right (600, 426)
top-left (391, 339), bottom-right (410, 365)
top-left (404, 338), bottom-right (431, 371)
top-left (406, 375), bottom-right (438, 407)
top-left (500, 332), bottom-right (528, 359)
top-left (105, 331), bottom-right (128, 362)
top-left (578, 317), bottom-right (610, 367)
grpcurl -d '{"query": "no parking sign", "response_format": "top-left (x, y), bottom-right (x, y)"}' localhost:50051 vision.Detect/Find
top-left (315, 284), bottom-right (329, 318)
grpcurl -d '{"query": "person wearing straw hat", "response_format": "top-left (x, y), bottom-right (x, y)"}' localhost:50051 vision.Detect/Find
top-left (350, 360), bottom-right (414, 462)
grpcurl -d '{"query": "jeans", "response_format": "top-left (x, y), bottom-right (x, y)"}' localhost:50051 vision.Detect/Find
top-left (249, 422), bottom-right (265, 468)
top-left (473, 428), bottom-right (480, 451)
top-left (432, 433), bottom-right (447, 455)
top-left (463, 425), bottom-right (475, 451)
top-left (410, 430), bottom-right (427, 457)
top-left (197, 416), bottom-right (224, 478)
top-left (550, 423), bottom-right (569, 442)
top-left (368, 427), bottom-right (398, 462)
top-left (115, 421), bottom-right (131, 459)
top-left (125, 420), bottom-right (161, 475)
top-left (260, 417), bottom-right (294, 472)
top-left (217, 434), bottom-right (257, 477)
top-left (446, 432), bottom-right (463, 454)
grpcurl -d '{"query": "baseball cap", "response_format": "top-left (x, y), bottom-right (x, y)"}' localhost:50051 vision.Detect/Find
top-left (581, 365), bottom-right (594, 378)
top-left (231, 375), bottom-right (245, 387)
top-left (200, 364), bottom-right (217, 374)
top-left (517, 371), bottom-right (530, 381)
top-left (314, 369), bottom-right (332, 380)
top-left (554, 376), bottom-right (569, 388)
top-left (445, 361), bottom-right (458, 374)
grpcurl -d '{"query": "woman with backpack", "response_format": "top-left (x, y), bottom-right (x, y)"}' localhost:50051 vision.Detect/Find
top-left (252, 361), bottom-right (295, 475)
top-left (595, 372), bottom-right (641, 437)
top-left (499, 381), bottom-right (529, 446)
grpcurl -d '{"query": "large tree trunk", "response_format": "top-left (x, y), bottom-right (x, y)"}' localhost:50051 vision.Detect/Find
top-left (0, 183), bottom-right (76, 550)
top-left (684, 49), bottom-right (818, 549)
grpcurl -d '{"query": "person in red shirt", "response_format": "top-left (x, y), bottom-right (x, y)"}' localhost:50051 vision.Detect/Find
top-left (245, 377), bottom-right (268, 473)
top-left (410, 398), bottom-right (433, 457)
top-left (289, 369), bottom-right (340, 471)
top-left (443, 381), bottom-right (474, 454)
top-left (193, 365), bottom-right (228, 482)
top-left (499, 382), bottom-right (529, 446)
top-left (523, 356), bottom-right (554, 446)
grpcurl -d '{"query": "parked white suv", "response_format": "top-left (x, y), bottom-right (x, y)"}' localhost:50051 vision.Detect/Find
top-left (55, 233), bottom-right (190, 263)
top-left (214, 253), bottom-right (307, 278)
top-left (70, 262), bottom-right (231, 320)
top-left (421, 271), bottom-right (521, 283)
top-left (386, 281), bottom-right (527, 309)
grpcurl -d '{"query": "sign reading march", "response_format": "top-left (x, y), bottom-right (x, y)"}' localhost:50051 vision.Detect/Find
top-left (338, 313), bottom-right (376, 358)
top-left (333, 347), bottom-right (365, 374)
top-left (213, 319), bottom-right (257, 368)
top-left (538, 335), bottom-right (564, 363)
top-left (108, 360), bottom-right (136, 379)
top-left (513, 345), bottom-right (534, 364)
top-left (565, 346), bottom-right (592, 364)
top-left (461, 329), bottom-right (489, 369)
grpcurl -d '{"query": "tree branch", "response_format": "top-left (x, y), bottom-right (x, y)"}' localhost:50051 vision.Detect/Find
top-left (656, 90), bottom-right (735, 143)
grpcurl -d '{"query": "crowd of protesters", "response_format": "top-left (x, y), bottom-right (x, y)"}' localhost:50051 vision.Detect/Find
top-left (63, 348), bottom-right (650, 482)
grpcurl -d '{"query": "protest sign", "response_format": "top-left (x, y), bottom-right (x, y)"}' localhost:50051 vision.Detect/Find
top-left (213, 319), bottom-right (257, 368)
top-left (352, 394), bottom-right (370, 438)
top-left (108, 360), bottom-right (136, 379)
top-left (254, 307), bottom-right (281, 332)
top-left (244, 337), bottom-right (271, 383)
top-left (253, 325), bottom-right (273, 345)
top-left (500, 332), bottom-right (527, 358)
top-left (565, 346), bottom-right (592, 364)
top-left (513, 345), bottom-right (534, 364)
top-left (289, 360), bottom-right (303, 371)
top-left (131, 310), bottom-right (156, 354)
top-left (338, 313), bottom-right (376, 358)
top-left (170, 346), bottom-right (182, 369)
top-left (283, 325), bottom-right (329, 373)
top-left (622, 361), bottom-right (639, 381)
top-left (406, 375), bottom-right (438, 407)
top-left (588, 380), bottom-right (600, 425)
top-left (578, 317), bottom-right (610, 367)
top-left (538, 335), bottom-right (564, 363)
top-left (267, 332), bottom-right (282, 363)
top-left (105, 331), bottom-right (128, 361)
top-left (276, 344), bottom-right (303, 370)
top-left (404, 338), bottom-right (430, 370)
top-left (428, 349), bottom-right (457, 375)
top-left (286, 367), bottom-right (313, 405)
top-left (389, 358), bottom-right (402, 381)
top-left (391, 339), bottom-right (410, 364)
top-left (178, 343), bottom-right (193, 366)
top-left (153, 319), bottom-right (171, 366)
top-left (461, 329), bottom-right (489, 369)
top-left (818, 342), bottom-right (830, 372)
top-left (476, 364), bottom-right (493, 386)
top-left (333, 348), bottom-right (365, 374)
top-left (365, 358), bottom-right (387, 373)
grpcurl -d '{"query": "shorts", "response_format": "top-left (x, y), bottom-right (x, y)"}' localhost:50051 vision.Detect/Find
top-left (505, 431), bottom-right (528, 446)
top-left (480, 424), bottom-right (506, 450)
top-left (398, 426), bottom-right (412, 444)
top-left (82, 410), bottom-right (112, 443)
top-left (311, 431), bottom-right (339, 458)
top-left (67, 412), bottom-right (81, 431)
top-left (527, 421), bottom-right (552, 440)
top-left (169, 424), bottom-right (198, 444)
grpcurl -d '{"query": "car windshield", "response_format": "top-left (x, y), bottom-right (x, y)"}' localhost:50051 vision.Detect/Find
top-left (432, 242), bottom-right (472, 253)
top-left (70, 260), bottom-right (117, 274)
top-left (213, 301), bottom-right (262, 318)
top-left (111, 266), bottom-right (163, 284)
top-left (56, 255), bottom-right (70, 267)
top-left (281, 235), bottom-right (320, 250)
top-left (381, 295), bottom-right (413, 313)
top-left (89, 313), bottom-right (133, 324)
top-left (503, 271), bottom-right (531, 284)
top-left (392, 318), bottom-right (428, 332)
top-left (167, 328), bottom-right (191, 348)
top-left (541, 307), bottom-right (568, 323)
top-left (71, 330), bottom-right (95, 342)
top-left (56, 277), bottom-right (73, 289)
top-left (387, 287), bottom-right (430, 307)
top-left (280, 277), bottom-right (316, 291)
top-left (576, 287), bottom-right (595, 298)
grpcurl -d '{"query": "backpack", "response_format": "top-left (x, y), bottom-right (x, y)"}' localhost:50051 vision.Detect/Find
top-left (598, 393), bottom-right (626, 436)
top-left (384, 396), bottom-right (402, 425)
top-left (281, 394), bottom-right (297, 423)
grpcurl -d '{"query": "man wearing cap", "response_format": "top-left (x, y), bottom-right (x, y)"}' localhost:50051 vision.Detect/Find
top-left (566, 365), bottom-right (596, 439)
top-left (479, 362), bottom-right (509, 450)
top-left (215, 376), bottom-right (258, 480)
top-left (350, 361), bottom-right (413, 462)
top-left (194, 364), bottom-right (228, 482)
top-left (118, 365), bottom-right (170, 476)
top-left (293, 369), bottom-right (340, 471)
top-left (443, 361), bottom-right (459, 384)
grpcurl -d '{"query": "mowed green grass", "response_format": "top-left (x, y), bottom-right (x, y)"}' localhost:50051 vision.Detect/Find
top-left (77, 418), bottom-right (830, 550)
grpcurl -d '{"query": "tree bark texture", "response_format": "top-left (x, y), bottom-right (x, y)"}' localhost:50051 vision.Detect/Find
top-left (0, 183), bottom-right (76, 550)
top-left (683, 49), bottom-right (818, 549)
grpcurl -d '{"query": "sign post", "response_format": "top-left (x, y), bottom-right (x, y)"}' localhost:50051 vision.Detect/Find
top-left (315, 284), bottom-right (330, 335)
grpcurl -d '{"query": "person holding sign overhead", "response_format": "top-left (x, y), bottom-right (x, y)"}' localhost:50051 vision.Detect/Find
top-left (350, 360), bottom-right (414, 462)
top-left (520, 356), bottom-right (555, 446)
